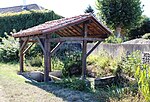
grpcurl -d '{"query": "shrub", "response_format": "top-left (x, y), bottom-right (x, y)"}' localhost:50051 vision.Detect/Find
top-left (135, 64), bottom-right (150, 102)
top-left (51, 57), bottom-right (64, 70)
top-left (62, 51), bottom-right (82, 77)
top-left (26, 55), bottom-right (43, 67)
top-left (87, 51), bottom-right (118, 77)
top-left (0, 34), bottom-right (19, 62)
top-left (55, 77), bottom-right (90, 91)
top-left (25, 44), bottom-right (43, 59)
top-left (118, 51), bottom-right (141, 77)
top-left (0, 10), bottom-right (62, 38)
top-left (104, 35), bottom-right (123, 44)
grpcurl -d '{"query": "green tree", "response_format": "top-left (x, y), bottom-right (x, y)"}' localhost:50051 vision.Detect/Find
top-left (128, 16), bottom-right (150, 39)
top-left (84, 5), bottom-right (94, 14)
top-left (96, 0), bottom-right (143, 37)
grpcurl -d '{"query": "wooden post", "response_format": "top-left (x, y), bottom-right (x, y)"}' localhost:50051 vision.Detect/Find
top-left (44, 34), bottom-right (51, 82)
top-left (19, 38), bottom-right (24, 73)
top-left (81, 23), bottom-right (88, 79)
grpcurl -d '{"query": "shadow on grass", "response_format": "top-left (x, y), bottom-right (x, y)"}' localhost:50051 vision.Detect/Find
top-left (25, 80), bottom-right (110, 102)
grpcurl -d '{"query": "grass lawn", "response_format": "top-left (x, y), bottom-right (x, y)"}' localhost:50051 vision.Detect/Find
top-left (0, 63), bottom-right (98, 102)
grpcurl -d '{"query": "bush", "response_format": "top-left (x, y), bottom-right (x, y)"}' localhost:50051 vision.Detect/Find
top-left (55, 77), bottom-right (90, 91)
top-left (135, 64), bottom-right (150, 102)
top-left (118, 51), bottom-right (141, 77)
top-left (62, 51), bottom-right (82, 77)
top-left (25, 44), bottom-right (43, 59)
top-left (103, 35), bottom-right (123, 43)
top-left (0, 34), bottom-right (19, 62)
top-left (0, 10), bottom-right (62, 38)
top-left (26, 55), bottom-right (43, 67)
top-left (51, 57), bottom-right (64, 70)
top-left (87, 51), bottom-right (118, 77)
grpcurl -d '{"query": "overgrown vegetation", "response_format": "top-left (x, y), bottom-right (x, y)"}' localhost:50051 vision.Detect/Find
top-left (55, 77), bottom-right (90, 91)
top-left (104, 34), bottom-right (123, 43)
top-left (87, 50), bottom-right (150, 101)
top-left (62, 51), bottom-right (82, 77)
top-left (135, 64), bottom-right (150, 101)
top-left (118, 51), bottom-right (141, 77)
top-left (87, 51), bottom-right (118, 77)
top-left (0, 34), bottom-right (19, 62)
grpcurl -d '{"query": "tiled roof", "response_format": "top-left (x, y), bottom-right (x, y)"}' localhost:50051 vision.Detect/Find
top-left (0, 4), bottom-right (44, 13)
top-left (13, 13), bottom-right (112, 38)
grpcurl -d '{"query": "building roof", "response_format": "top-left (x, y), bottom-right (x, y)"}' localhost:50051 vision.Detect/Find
top-left (0, 4), bottom-right (44, 13)
top-left (13, 13), bottom-right (112, 38)
top-left (122, 38), bottom-right (150, 44)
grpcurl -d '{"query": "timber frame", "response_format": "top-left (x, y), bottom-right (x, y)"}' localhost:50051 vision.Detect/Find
top-left (13, 13), bottom-right (112, 82)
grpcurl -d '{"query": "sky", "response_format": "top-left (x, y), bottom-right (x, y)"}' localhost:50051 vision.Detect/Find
top-left (0, 0), bottom-right (150, 18)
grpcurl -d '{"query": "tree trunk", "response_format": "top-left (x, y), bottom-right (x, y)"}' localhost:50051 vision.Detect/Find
top-left (115, 27), bottom-right (122, 38)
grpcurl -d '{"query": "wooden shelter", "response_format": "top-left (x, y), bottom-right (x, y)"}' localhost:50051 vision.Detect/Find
top-left (13, 13), bottom-right (112, 82)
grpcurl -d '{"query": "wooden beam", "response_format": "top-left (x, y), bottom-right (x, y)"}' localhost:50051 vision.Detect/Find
top-left (64, 28), bottom-right (75, 36)
top-left (57, 30), bottom-right (69, 37)
top-left (49, 74), bottom-right (61, 81)
top-left (20, 37), bottom-right (29, 52)
top-left (81, 23), bottom-right (88, 80)
top-left (44, 34), bottom-right (51, 82)
top-left (71, 26), bottom-right (81, 34)
top-left (68, 27), bottom-right (80, 35)
top-left (20, 37), bottom-right (37, 43)
top-left (61, 29), bottom-right (70, 35)
top-left (23, 43), bottom-right (34, 54)
top-left (75, 25), bottom-right (82, 32)
top-left (51, 42), bottom-right (64, 56)
top-left (91, 19), bottom-right (110, 34)
top-left (50, 37), bottom-right (104, 42)
top-left (36, 36), bottom-right (46, 54)
top-left (19, 39), bottom-right (24, 73)
top-left (86, 41), bottom-right (101, 57)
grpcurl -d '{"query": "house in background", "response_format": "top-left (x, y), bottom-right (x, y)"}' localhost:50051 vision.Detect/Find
top-left (0, 4), bottom-right (45, 13)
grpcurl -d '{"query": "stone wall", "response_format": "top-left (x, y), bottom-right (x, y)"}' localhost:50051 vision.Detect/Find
top-left (87, 43), bottom-right (150, 58)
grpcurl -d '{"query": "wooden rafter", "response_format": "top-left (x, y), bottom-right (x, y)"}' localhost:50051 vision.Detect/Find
top-left (91, 19), bottom-right (108, 34)
top-left (67, 27), bottom-right (79, 35)
top-left (64, 28), bottom-right (75, 36)
top-left (71, 26), bottom-right (81, 34)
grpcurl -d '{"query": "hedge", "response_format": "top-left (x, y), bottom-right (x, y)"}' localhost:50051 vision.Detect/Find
top-left (0, 10), bottom-right (62, 37)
